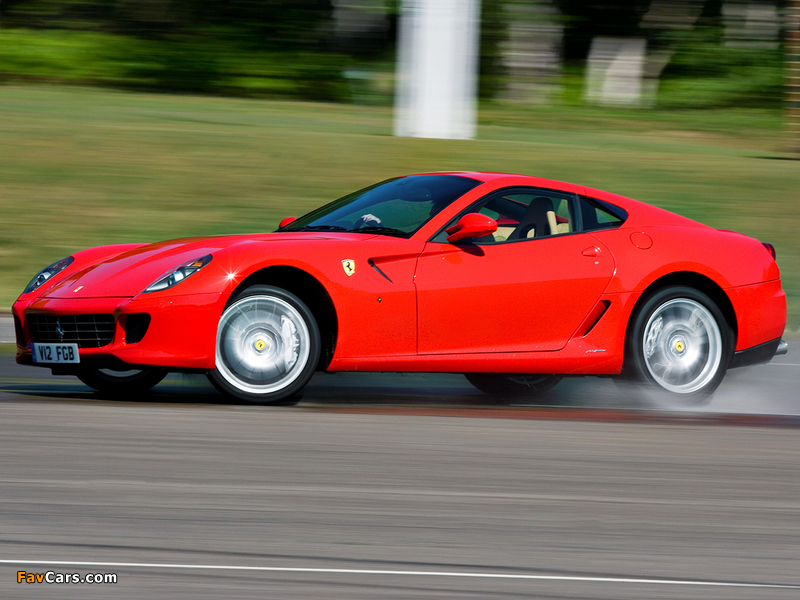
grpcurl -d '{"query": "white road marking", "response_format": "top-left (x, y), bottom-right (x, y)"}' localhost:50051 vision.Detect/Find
top-left (5, 477), bottom-right (800, 511)
top-left (0, 560), bottom-right (798, 589)
top-left (3, 478), bottom-right (800, 510)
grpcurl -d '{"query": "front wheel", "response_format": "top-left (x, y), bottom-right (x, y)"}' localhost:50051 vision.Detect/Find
top-left (77, 367), bottom-right (167, 396)
top-left (626, 286), bottom-right (733, 403)
top-left (465, 373), bottom-right (562, 401)
top-left (208, 285), bottom-right (320, 405)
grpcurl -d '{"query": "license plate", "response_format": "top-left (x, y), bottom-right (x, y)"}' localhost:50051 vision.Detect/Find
top-left (31, 343), bottom-right (80, 364)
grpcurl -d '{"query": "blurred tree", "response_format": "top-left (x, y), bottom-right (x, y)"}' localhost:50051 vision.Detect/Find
top-left (659, 0), bottom-right (785, 107)
top-left (552, 0), bottom-right (786, 108)
top-left (479, 0), bottom-right (508, 98)
top-left (0, 0), bottom-right (789, 108)
top-left (556, 0), bottom-right (651, 64)
top-left (1, 0), bottom-right (119, 29)
top-left (2, 0), bottom-right (335, 46)
top-left (1, 0), bottom-right (344, 98)
top-left (790, 0), bottom-right (800, 152)
top-left (331, 0), bottom-right (398, 64)
top-left (176, 0), bottom-right (334, 49)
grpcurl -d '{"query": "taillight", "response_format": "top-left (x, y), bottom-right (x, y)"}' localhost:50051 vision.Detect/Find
top-left (762, 242), bottom-right (776, 260)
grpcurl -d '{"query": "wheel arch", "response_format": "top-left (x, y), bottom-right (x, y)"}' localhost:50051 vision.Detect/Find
top-left (227, 266), bottom-right (338, 370)
top-left (622, 271), bottom-right (737, 369)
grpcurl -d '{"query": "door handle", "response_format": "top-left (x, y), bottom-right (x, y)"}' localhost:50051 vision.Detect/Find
top-left (582, 246), bottom-right (601, 257)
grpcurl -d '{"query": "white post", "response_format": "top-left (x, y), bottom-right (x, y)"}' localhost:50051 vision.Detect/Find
top-left (394, 0), bottom-right (481, 139)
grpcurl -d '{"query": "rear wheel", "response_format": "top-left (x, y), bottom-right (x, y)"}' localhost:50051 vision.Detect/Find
top-left (626, 286), bottom-right (733, 404)
top-left (465, 373), bottom-right (561, 401)
top-left (208, 285), bottom-right (320, 405)
top-left (77, 367), bottom-right (167, 396)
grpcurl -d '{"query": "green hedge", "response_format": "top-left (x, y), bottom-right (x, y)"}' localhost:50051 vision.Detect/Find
top-left (0, 29), bottom-right (348, 100)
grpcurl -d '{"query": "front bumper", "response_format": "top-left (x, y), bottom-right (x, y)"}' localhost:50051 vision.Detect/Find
top-left (13, 292), bottom-right (224, 371)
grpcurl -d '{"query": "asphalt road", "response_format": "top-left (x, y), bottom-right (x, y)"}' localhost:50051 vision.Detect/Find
top-left (1, 340), bottom-right (800, 599)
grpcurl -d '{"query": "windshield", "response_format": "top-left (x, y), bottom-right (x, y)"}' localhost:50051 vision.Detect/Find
top-left (282, 175), bottom-right (481, 237)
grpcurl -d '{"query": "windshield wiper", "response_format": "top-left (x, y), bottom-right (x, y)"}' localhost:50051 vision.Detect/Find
top-left (349, 226), bottom-right (407, 237)
top-left (289, 225), bottom-right (349, 232)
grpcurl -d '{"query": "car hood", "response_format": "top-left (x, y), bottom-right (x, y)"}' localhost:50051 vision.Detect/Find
top-left (42, 232), bottom-right (372, 299)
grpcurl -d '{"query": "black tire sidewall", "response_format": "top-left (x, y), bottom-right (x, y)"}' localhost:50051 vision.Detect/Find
top-left (208, 285), bottom-right (321, 405)
top-left (627, 286), bottom-right (733, 401)
top-left (77, 367), bottom-right (168, 395)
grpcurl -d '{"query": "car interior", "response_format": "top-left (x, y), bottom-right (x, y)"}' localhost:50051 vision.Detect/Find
top-left (478, 193), bottom-right (573, 243)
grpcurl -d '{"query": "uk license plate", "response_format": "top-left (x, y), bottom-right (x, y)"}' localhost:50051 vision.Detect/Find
top-left (31, 343), bottom-right (80, 364)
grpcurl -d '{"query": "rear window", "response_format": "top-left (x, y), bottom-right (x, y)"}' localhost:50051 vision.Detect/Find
top-left (579, 197), bottom-right (627, 231)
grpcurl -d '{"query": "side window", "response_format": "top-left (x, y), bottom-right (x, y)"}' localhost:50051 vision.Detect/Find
top-left (434, 190), bottom-right (628, 244)
top-left (551, 197), bottom-right (573, 234)
top-left (472, 191), bottom-right (576, 244)
top-left (578, 197), bottom-right (627, 232)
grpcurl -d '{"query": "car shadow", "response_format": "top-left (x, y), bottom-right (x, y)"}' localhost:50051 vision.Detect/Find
top-left (1, 371), bottom-right (631, 409)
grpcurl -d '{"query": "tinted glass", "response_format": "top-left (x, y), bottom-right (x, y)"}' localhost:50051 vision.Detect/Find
top-left (433, 188), bottom-right (576, 244)
top-left (579, 197), bottom-right (627, 231)
top-left (283, 175), bottom-right (481, 237)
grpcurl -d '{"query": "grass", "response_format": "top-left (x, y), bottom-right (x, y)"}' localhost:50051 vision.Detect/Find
top-left (0, 85), bottom-right (798, 329)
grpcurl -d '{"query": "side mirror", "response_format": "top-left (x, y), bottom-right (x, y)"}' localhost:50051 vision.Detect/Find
top-left (278, 216), bottom-right (297, 229)
top-left (446, 213), bottom-right (497, 244)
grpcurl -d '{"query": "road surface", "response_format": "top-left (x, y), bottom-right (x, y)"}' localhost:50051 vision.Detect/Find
top-left (0, 338), bottom-right (798, 598)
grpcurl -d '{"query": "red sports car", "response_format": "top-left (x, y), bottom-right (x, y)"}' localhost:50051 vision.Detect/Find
top-left (12, 172), bottom-right (787, 405)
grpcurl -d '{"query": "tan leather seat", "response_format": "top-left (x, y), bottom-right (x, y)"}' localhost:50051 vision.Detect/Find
top-left (509, 197), bottom-right (555, 240)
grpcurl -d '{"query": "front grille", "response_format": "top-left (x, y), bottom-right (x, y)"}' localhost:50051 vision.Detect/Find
top-left (27, 314), bottom-right (116, 348)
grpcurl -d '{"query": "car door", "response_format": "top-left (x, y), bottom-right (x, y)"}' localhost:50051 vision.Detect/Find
top-left (414, 189), bottom-right (615, 354)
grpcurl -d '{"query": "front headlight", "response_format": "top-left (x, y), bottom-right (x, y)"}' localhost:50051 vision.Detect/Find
top-left (144, 255), bottom-right (213, 293)
top-left (24, 256), bottom-right (74, 294)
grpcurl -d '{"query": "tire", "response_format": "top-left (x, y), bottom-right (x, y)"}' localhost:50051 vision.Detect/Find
top-left (465, 373), bottom-right (561, 401)
top-left (207, 285), bottom-right (320, 405)
top-left (77, 367), bottom-right (167, 396)
top-left (626, 286), bottom-right (733, 404)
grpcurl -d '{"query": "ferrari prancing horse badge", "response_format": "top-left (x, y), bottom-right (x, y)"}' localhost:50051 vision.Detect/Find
top-left (341, 259), bottom-right (355, 277)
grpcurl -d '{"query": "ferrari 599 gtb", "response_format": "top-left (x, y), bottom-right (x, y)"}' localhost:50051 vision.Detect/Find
top-left (13, 172), bottom-right (787, 405)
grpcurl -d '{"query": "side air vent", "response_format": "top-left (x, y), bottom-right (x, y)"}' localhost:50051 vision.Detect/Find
top-left (576, 300), bottom-right (611, 338)
top-left (124, 313), bottom-right (151, 344)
